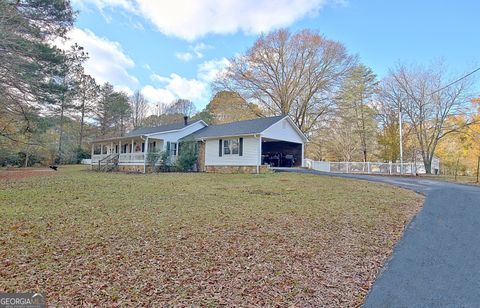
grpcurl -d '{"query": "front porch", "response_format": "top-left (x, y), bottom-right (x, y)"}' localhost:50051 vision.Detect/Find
top-left (91, 136), bottom-right (171, 172)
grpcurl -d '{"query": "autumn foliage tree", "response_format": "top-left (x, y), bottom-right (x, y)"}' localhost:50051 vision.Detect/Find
top-left (379, 63), bottom-right (475, 173)
top-left (205, 91), bottom-right (261, 124)
top-left (215, 28), bottom-right (356, 135)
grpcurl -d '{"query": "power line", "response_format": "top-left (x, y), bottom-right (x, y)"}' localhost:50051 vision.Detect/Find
top-left (430, 66), bottom-right (480, 95)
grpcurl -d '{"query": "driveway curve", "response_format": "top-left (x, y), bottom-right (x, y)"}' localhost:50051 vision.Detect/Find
top-left (275, 168), bottom-right (480, 307)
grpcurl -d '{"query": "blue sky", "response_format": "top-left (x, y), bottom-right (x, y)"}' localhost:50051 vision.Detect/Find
top-left (66, 0), bottom-right (479, 110)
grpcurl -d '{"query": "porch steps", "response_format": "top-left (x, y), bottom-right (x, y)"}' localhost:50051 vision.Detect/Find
top-left (97, 154), bottom-right (119, 172)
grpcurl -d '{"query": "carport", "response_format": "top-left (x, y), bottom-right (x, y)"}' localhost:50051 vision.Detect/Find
top-left (261, 138), bottom-right (303, 167)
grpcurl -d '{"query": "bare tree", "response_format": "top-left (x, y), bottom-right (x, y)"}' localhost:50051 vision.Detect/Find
top-left (381, 63), bottom-right (475, 173)
top-left (214, 28), bottom-right (356, 134)
top-left (130, 90), bottom-right (149, 128)
top-left (166, 99), bottom-right (197, 117)
top-left (326, 119), bottom-right (360, 161)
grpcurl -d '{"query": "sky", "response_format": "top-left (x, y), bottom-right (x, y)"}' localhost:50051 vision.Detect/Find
top-left (63, 0), bottom-right (480, 111)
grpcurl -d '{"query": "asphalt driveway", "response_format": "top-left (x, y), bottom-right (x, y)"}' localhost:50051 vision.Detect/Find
top-left (275, 168), bottom-right (480, 307)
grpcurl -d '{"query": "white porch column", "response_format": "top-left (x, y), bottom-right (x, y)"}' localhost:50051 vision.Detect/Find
top-left (257, 135), bottom-right (262, 174)
top-left (301, 143), bottom-right (305, 167)
top-left (91, 143), bottom-right (94, 169)
top-left (131, 138), bottom-right (134, 161)
top-left (110, 141), bottom-right (113, 154)
top-left (144, 137), bottom-right (149, 173)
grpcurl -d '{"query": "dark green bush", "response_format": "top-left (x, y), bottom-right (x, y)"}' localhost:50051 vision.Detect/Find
top-left (175, 141), bottom-right (198, 172)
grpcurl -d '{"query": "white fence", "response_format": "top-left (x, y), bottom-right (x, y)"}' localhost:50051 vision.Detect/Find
top-left (304, 159), bottom-right (422, 175)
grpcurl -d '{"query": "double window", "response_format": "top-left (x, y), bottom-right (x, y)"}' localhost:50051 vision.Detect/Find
top-left (223, 139), bottom-right (239, 155)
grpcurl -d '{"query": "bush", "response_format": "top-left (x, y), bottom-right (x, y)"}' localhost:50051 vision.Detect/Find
top-left (175, 141), bottom-right (198, 172)
top-left (74, 147), bottom-right (91, 164)
top-left (17, 152), bottom-right (43, 167)
top-left (147, 150), bottom-right (173, 172)
top-left (159, 150), bottom-right (173, 172)
top-left (0, 149), bottom-right (20, 167)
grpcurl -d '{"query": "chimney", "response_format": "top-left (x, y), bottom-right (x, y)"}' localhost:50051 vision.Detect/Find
top-left (183, 116), bottom-right (188, 126)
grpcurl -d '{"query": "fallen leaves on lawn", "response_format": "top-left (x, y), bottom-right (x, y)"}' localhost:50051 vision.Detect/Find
top-left (0, 166), bottom-right (423, 306)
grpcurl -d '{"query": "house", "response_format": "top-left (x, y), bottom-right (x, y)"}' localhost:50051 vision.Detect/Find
top-left (90, 115), bottom-right (308, 173)
top-left (91, 117), bottom-right (207, 172)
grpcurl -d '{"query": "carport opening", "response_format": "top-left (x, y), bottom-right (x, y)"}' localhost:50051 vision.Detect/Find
top-left (261, 139), bottom-right (302, 167)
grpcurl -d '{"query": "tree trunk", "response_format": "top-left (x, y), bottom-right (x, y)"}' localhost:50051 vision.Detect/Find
top-left (424, 157), bottom-right (432, 174)
top-left (57, 98), bottom-right (65, 164)
top-left (78, 97), bottom-right (86, 149)
top-left (24, 150), bottom-right (29, 168)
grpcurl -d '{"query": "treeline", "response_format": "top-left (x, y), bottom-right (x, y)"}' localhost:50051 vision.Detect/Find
top-left (1, 1), bottom-right (478, 174)
top-left (212, 29), bottom-right (478, 174)
top-left (0, 1), bottom-right (202, 166)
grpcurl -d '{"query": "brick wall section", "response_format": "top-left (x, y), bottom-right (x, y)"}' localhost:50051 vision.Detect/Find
top-left (117, 165), bottom-right (144, 173)
top-left (96, 163), bottom-right (271, 174)
top-left (205, 165), bottom-right (271, 174)
top-left (197, 141), bottom-right (206, 172)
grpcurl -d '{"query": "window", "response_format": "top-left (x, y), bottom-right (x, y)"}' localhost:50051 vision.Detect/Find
top-left (148, 141), bottom-right (156, 152)
top-left (223, 139), bottom-right (239, 155)
top-left (171, 142), bottom-right (177, 156)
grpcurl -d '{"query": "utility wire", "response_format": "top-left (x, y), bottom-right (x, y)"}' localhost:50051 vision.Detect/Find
top-left (430, 66), bottom-right (480, 95)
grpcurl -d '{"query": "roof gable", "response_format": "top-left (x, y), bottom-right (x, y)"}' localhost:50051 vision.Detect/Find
top-left (262, 117), bottom-right (308, 143)
top-left (126, 120), bottom-right (205, 137)
top-left (184, 115), bottom-right (286, 140)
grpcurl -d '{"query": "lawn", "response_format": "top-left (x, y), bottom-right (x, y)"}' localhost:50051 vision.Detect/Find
top-left (0, 166), bottom-right (423, 306)
top-left (420, 174), bottom-right (479, 186)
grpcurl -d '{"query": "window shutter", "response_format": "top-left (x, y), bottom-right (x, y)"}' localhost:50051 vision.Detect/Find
top-left (219, 139), bottom-right (223, 156)
top-left (239, 138), bottom-right (243, 156)
top-left (166, 141), bottom-right (171, 153)
top-left (141, 142), bottom-right (145, 152)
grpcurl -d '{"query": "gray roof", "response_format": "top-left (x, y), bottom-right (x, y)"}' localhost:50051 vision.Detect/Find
top-left (125, 120), bottom-right (201, 137)
top-left (183, 115), bottom-right (286, 140)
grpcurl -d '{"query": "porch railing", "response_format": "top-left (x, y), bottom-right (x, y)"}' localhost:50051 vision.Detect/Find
top-left (92, 153), bottom-right (145, 164)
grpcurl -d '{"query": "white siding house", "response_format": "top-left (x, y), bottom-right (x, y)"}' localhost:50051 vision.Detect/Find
top-left (185, 116), bottom-right (308, 173)
top-left (90, 118), bottom-right (207, 172)
top-left (262, 117), bottom-right (305, 144)
top-left (205, 136), bottom-right (260, 166)
top-left (91, 115), bottom-right (307, 173)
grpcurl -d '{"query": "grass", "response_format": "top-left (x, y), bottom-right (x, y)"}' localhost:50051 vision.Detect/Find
top-left (0, 166), bottom-right (423, 306)
top-left (420, 174), bottom-right (480, 186)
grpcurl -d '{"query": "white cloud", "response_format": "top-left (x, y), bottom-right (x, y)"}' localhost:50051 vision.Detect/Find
top-left (141, 57), bottom-right (230, 108)
top-left (137, 0), bottom-right (329, 40)
top-left (72, 0), bottom-right (135, 12)
top-left (175, 52), bottom-right (194, 62)
top-left (141, 85), bottom-right (177, 104)
top-left (175, 43), bottom-right (212, 62)
top-left (198, 58), bottom-right (230, 82)
top-left (56, 28), bottom-right (139, 89)
top-left (146, 73), bottom-right (207, 102)
top-left (77, 0), bottom-right (330, 41)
